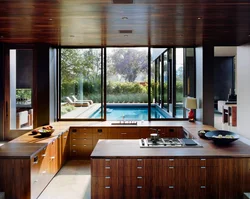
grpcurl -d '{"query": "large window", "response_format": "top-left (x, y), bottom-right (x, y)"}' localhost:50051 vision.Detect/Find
top-left (58, 47), bottom-right (195, 120)
top-left (105, 47), bottom-right (148, 121)
top-left (59, 48), bottom-right (104, 119)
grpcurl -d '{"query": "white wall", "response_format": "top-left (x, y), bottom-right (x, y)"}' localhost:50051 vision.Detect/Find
top-left (237, 43), bottom-right (250, 138)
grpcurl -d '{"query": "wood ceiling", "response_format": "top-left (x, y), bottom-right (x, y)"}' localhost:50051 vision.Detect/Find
top-left (0, 0), bottom-right (249, 47)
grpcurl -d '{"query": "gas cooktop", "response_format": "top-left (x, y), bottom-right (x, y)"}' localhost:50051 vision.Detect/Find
top-left (139, 138), bottom-right (203, 148)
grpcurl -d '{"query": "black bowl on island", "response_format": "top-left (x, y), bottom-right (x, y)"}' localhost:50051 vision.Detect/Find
top-left (38, 129), bottom-right (55, 137)
top-left (205, 130), bottom-right (239, 144)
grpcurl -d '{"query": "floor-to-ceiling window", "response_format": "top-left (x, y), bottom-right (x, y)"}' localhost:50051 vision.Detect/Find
top-left (58, 47), bottom-right (195, 120)
top-left (59, 48), bottom-right (104, 120)
top-left (105, 47), bottom-right (148, 121)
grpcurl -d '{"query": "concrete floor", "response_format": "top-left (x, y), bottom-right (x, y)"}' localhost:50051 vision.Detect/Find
top-left (38, 160), bottom-right (91, 199)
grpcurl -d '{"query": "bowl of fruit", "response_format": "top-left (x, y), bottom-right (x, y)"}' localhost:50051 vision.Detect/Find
top-left (205, 130), bottom-right (239, 144)
top-left (38, 126), bottom-right (54, 137)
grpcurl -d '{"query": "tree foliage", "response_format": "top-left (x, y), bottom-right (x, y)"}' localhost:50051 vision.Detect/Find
top-left (109, 49), bottom-right (148, 82)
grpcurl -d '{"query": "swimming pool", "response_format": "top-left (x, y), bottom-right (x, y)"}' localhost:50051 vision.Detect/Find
top-left (90, 105), bottom-right (171, 120)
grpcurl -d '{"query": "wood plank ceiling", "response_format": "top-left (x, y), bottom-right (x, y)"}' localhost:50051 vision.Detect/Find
top-left (0, 0), bottom-right (249, 47)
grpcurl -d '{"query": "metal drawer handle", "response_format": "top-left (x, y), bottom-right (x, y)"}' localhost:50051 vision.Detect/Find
top-left (105, 176), bottom-right (111, 179)
top-left (137, 176), bottom-right (143, 179)
top-left (33, 161), bottom-right (39, 164)
top-left (105, 159), bottom-right (110, 161)
top-left (84, 145), bottom-right (86, 147)
top-left (137, 166), bottom-right (142, 169)
top-left (201, 186), bottom-right (206, 189)
top-left (169, 186), bottom-right (174, 189)
top-left (201, 166), bottom-right (206, 169)
top-left (121, 133), bottom-right (127, 135)
top-left (42, 154), bottom-right (46, 157)
top-left (137, 159), bottom-right (142, 161)
top-left (201, 159), bottom-right (206, 161)
top-left (73, 145), bottom-right (76, 147)
top-left (137, 186), bottom-right (142, 189)
top-left (169, 159), bottom-right (174, 161)
top-left (169, 166), bottom-right (174, 169)
top-left (105, 186), bottom-right (110, 189)
top-left (51, 156), bottom-right (55, 160)
top-left (64, 136), bottom-right (67, 139)
top-left (73, 139), bottom-right (76, 141)
top-left (105, 166), bottom-right (111, 169)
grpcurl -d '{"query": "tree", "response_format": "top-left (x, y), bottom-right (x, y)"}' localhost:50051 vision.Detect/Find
top-left (109, 49), bottom-right (148, 82)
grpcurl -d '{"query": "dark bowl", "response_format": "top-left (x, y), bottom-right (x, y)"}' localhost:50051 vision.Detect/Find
top-left (205, 130), bottom-right (239, 144)
top-left (197, 130), bottom-right (210, 139)
top-left (38, 129), bottom-right (55, 137)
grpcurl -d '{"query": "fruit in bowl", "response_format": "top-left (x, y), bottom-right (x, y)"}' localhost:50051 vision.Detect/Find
top-left (38, 128), bottom-right (55, 137)
top-left (42, 125), bottom-right (53, 130)
top-left (31, 129), bottom-right (39, 135)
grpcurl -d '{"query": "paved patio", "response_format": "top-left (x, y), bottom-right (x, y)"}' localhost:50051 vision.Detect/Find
top-left (61, 103), bottom-right (101, 119)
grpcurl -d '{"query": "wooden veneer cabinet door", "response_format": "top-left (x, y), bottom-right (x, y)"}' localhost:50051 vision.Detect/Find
top-left (0, 159), bottom-right (31, 199)
top-left (91, 158), bottom-right (123, 199)
top-left (93, 128), bottom-right (108, 146)
top-left (70, 127), bottom-right (93, 159)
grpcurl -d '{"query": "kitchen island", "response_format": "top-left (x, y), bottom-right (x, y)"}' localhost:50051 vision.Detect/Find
top-left (91, 138), bottom-right (250, 199)
top-left (1, 120), bottom-right (249, 199)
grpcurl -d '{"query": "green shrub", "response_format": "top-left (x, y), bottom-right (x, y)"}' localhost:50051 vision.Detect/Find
top-left (61, 104), bottom-right (75, 115)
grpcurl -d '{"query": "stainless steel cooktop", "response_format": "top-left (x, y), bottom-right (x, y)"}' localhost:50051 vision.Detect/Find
top-left (139, 138), bottom-right (203, 148)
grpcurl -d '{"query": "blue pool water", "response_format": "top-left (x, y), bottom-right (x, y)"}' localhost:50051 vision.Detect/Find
top-left (90, 105), bottom-right (171, 120)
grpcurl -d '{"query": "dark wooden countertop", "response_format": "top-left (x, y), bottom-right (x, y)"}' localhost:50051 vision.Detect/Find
top-left (0, 143), bottom-right (46, 159)
top-left (90, 138), bottom-right (250, 158)
top-left (5, 120), bottom-right (250, 158)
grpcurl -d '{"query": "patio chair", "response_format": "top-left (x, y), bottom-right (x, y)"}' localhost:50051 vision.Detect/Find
top-left (66, 97), bottom-right (90, 107)
top-left (72, 95), bottom-right (93, 104)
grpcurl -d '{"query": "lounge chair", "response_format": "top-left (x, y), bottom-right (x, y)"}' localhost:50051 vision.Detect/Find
top-left (72, 95), bottom-right (93, 104)
top-left (66, 97), bottom-right (90, 107)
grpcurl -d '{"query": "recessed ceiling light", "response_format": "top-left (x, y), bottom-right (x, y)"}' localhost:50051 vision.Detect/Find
top-left (122, 17), bottom-right (128, 20)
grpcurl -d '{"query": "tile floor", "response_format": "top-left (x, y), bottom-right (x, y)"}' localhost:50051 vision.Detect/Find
top-left (38, 160), bottom-right (91, 199)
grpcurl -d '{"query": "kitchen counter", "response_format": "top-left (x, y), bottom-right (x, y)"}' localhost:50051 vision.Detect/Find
top-left (0, 142), bottom-right (46, 159)
top-left (91, 138), bottom-right (250, 158)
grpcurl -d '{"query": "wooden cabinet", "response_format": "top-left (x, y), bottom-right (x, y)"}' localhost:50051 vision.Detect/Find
top-left (92, 158), bottom-right (234, 199)
top-left (61, 130), bottom-right (69, 165)
top-left (70, 126), bottom-right (185, 159)
top-left (91, 158), bottom-right (123, 199)
top-left (108, 127), bottom-right (141, 139)
top-left (93, 128), bottom-right (108, 146)
top-left (70, 127), bottom-right (93, 159)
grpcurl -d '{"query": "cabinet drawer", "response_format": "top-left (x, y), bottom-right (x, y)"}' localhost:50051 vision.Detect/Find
top-left (124, 176), bottom-right (145, 186)
top-left (123, 166), bottom-right (145, 177)
top-left (91, 159), bottom-right (123, 176)
top-left (71, 138), bottom-right (92, 144)
top-left (71, 132), bottom-right (92, 138)
top-left (71, 128), bottom-right (93, 138)
top-left (124, 186), bottom-right (147, 199)
top-left (161, 158), bottom-right (187, 166)
top-left (92, 176), bottom-right (119, 186)
top-left (187, 158), bottom-right (218, 166)
top-left (91, 185), bottom-right (123, 199)
top-left (124, 158), bottom-right (145, 167)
